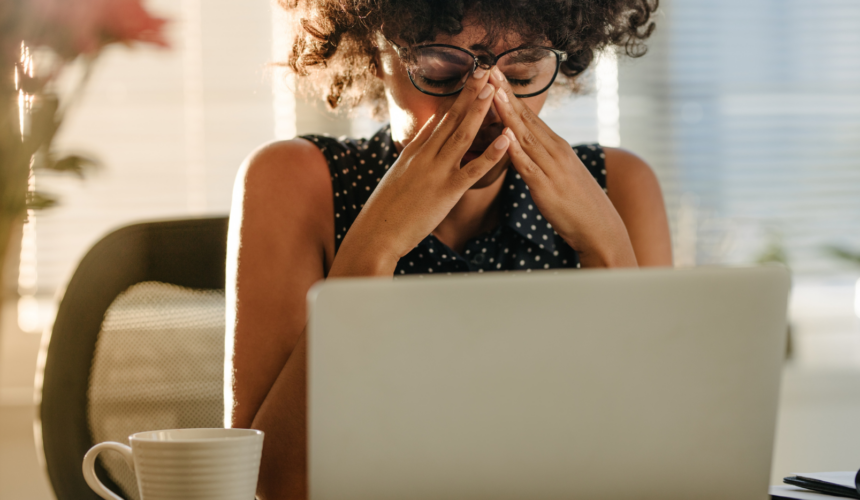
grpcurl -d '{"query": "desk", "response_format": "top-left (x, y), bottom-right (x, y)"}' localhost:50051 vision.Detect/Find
top-left (4, 366), bottom-right (860, 500)
top-left (770, 367), bottom-right (860, 484)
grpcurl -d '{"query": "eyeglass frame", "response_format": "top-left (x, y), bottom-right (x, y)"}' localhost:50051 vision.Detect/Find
top-left (385, 38), bottom-right (569, 99)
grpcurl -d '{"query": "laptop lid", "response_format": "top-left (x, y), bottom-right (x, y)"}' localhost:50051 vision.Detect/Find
top-left (308, 267), bottom-right (790, 500)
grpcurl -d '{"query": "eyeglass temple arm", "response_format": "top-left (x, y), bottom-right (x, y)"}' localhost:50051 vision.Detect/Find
top-left (384, 36), bottom-right (410, 59)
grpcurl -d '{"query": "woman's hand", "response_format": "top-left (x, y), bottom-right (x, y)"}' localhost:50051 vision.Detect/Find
top-left (488, 68), bottom-right (637, 268)
top-left (328, 68), bottom-right (511, 277)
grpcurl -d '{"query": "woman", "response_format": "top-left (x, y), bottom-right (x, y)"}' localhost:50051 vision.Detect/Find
top-left (228, 1), bottom-right (670, 498)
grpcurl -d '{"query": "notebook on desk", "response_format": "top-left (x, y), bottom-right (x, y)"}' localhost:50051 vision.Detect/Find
top-left (308, 266), bottom-right (791, 500)
top-left (772, 471), bottom-right (860, 499)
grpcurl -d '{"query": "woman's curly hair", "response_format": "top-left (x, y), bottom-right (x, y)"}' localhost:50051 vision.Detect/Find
top-left (278, 0), bottom-right (658, 116)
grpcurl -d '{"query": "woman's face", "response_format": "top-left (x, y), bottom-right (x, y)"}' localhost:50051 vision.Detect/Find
top-left (376, 22), bottom-right (551, 189)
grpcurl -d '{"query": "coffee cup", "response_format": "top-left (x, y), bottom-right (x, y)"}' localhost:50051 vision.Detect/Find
top-left (82, 428), bottom-right (264, 500)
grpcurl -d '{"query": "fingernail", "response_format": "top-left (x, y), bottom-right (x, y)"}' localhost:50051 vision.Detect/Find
top-left (496, 87), bottom-right (509, 102)
top-left (478, 84), bottom-right (494, 100)
top-left (492, 66), bottom-right (505, 81)
top-left (473, 67), bottom-right (487, 79)
top-left (494, 135), bottom-right (510, 150)
top-left (504, 127), bottom-right (516, 140)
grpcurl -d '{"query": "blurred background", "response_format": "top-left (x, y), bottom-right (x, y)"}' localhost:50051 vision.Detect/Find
top-left (2, 0), bottom-right (859, 498)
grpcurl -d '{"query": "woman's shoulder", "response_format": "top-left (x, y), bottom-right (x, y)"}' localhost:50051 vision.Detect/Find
top-left (568, 143), bottom-right (659, 194)
top-left (242, 137), bottom-right (328, 172)
top-left (568, 143), bottom-right (663, 217)
top-left (232, 138), bottom-right (337, 269)
top-left (599, 147), bottom-right (672, 267)
top-left (235, 138), bottom-right (334, 231)
top-left (600, 147), bottom-right (661, 196)
top-left (237, 138), bottom-right (330, 195)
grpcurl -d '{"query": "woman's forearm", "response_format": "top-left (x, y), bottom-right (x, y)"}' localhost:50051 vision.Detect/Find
top-left (574, 216), bottom-right (639, 269)
top-left (326, 225), bottom-right (400, 278)
top-left (251, 242), bottom-right (397, 500)
top-left (252, 331), bottom-right (309, 500)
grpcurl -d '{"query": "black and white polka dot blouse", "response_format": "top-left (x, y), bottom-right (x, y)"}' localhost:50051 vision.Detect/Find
top-left (301, 125), bottom-right (608, 276)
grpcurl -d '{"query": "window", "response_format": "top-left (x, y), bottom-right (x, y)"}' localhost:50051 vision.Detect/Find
top-left (18, 0), bottom-right (274, 332)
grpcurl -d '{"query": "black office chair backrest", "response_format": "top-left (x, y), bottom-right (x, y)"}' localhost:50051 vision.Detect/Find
top-left (37, 217), bottom-right (229, 500)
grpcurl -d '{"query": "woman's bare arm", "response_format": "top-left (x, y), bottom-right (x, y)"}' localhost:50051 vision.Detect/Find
top-left (227, 139), bottom-right (334, 500)
top-left (603, 148), bottom-right (673, 267)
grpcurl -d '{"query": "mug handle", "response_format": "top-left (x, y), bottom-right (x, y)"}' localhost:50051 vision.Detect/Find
top-left (82, 441), bottom-right (135, 500)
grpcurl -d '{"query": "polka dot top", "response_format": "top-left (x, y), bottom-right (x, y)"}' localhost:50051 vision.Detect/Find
top-left (301, 125), bottom-right (608, 276)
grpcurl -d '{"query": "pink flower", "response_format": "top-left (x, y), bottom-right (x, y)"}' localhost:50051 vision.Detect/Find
top-left (98, 0), bottom-right (169, 48)
top-left (24, 0), bottom-right (168, 58)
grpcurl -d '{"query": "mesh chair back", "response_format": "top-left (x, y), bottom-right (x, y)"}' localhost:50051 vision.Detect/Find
top-left (37, 217), bottom-right (228, 500)
top-left (88, 282), bottom-right (224, 499)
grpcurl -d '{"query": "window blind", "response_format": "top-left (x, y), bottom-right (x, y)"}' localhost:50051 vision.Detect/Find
top-left (619, 0), bottom-right (860, 275)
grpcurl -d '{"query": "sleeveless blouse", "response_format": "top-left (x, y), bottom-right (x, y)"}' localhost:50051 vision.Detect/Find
top-left (302, 125), bottom-right (608, 276)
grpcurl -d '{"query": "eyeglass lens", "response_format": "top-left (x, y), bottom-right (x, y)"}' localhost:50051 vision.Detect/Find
top-left (408, 46), bottom-right (559, 97)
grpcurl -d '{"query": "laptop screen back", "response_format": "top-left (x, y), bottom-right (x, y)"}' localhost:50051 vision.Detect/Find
top-left (308, 267), bottom-right (789, 500)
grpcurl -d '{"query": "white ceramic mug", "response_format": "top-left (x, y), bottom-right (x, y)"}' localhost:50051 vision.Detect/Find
top-left (82, 428), bottom-right (264, 500)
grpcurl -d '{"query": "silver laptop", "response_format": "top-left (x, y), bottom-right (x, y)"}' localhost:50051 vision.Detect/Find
top-left (307, 267), bottom-right (790, 500)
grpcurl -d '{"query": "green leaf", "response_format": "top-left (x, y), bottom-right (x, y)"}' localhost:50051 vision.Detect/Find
top-left (17, 73), bottom-right (48, 95)
top-left (823, 245), bottom-right (860, 266)
top-left (22, 93), bottom-right (62, 160)
top-left (26, 191), bottom-right (59, 211)
top-left (755, 232), bottom-right (789, 267)
top-left (40, 153), bottom-right (99, 178)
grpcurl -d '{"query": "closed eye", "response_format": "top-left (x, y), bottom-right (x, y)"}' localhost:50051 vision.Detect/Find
top-left (418, 75), bottom-right (462, 88)
top-left (508, 78), bottom-right (534, 88)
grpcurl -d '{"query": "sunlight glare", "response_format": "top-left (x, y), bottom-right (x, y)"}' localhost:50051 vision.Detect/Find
top-left (596, 49), bottom-right (620, 147)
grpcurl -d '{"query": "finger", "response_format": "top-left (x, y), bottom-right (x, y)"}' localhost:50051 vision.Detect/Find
top-left (425, 66), bottom-right (492, 151)
top-left (489, 70), bottom-right (562, 167)
top-left (488, 67), bottom-right (556, 141)
top-left (457, 133), bottom-right (510, 187)
top-left (403, 75), bottom-right (472, 153)
top-left (503, 127), bottom-right (547, 182)
top-left (436, 81), bottom-right (497, 165)
top-left (490, 85), bottom-right (557, 171)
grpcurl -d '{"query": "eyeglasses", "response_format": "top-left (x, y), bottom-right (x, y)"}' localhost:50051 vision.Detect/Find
top-left (386, 39), bottom-right (568, 98)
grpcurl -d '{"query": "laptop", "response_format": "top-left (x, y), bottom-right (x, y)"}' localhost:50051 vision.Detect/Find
top-left (307, 266), bottom-right (790, 500)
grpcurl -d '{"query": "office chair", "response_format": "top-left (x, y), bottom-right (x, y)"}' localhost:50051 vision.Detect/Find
top-left (36, 217), bottom-right (229, 500)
